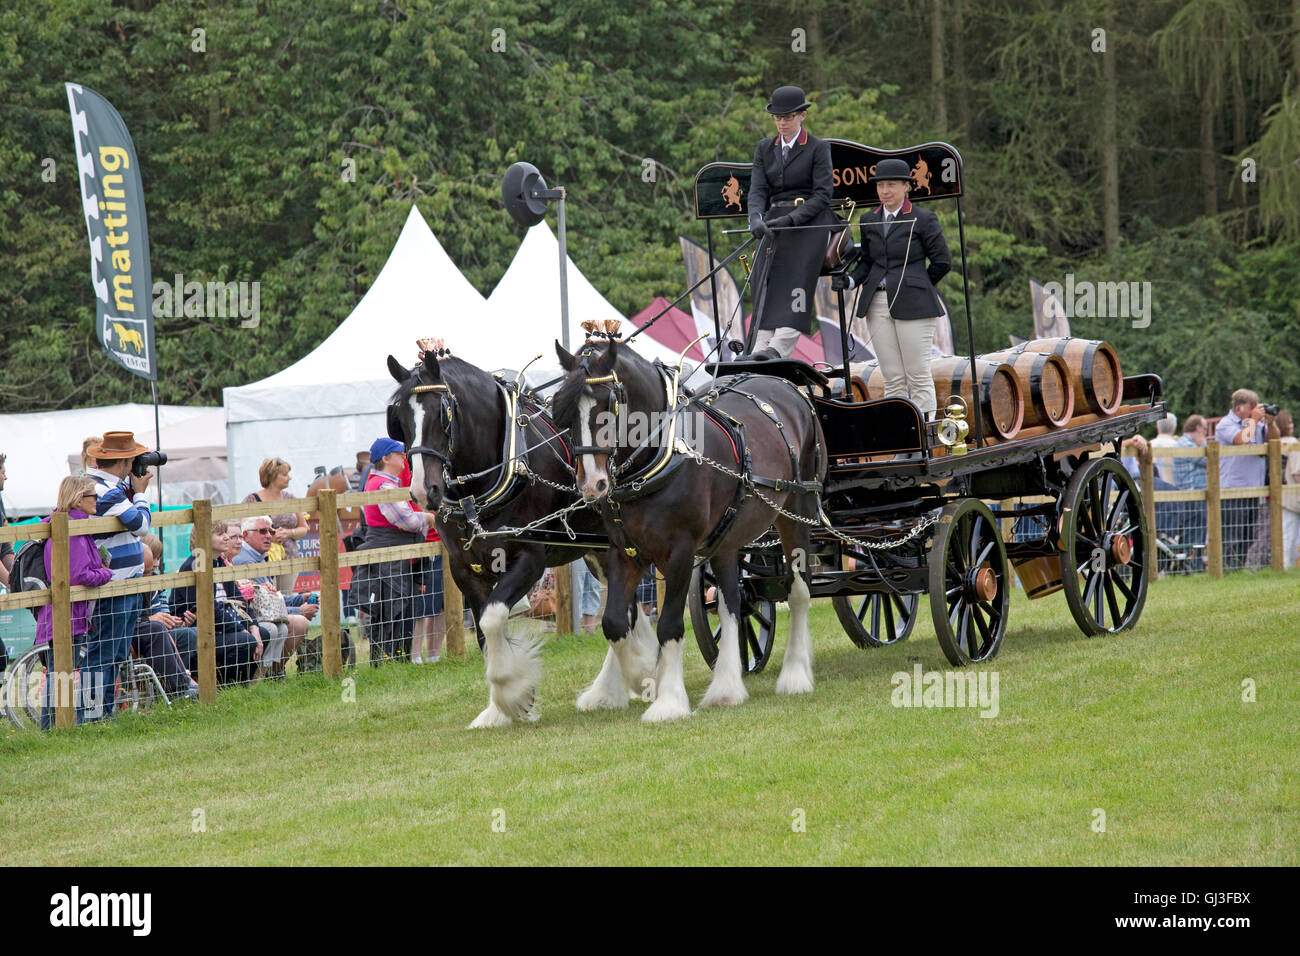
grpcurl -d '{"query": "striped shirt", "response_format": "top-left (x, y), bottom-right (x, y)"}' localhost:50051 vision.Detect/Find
top-left (86, 467), bottom-right (151, 581)
top-left (363, 470), bottom-right (426, 534)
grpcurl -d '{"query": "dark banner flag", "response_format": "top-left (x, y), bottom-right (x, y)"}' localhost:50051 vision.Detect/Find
top-left (66, 83), bottom-right (156, 381)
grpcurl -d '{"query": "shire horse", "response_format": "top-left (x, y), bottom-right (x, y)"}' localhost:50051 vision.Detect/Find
top-left (552, 335), bottom-right (827, 721)
top-left (386, 349), bottom-right (660, 728)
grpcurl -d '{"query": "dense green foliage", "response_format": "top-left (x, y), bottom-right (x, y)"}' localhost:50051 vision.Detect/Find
top-left (2, 0), bottom-right (1298, 422)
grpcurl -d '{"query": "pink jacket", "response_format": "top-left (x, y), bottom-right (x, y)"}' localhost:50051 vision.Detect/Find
top-left (35, 510), bottom-right (113, 645)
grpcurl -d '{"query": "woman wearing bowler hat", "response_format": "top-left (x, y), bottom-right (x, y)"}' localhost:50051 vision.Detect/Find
top-left (834, 157), bottom-right (951, 435)
top-left (743, 85), bottom-right (838, 360)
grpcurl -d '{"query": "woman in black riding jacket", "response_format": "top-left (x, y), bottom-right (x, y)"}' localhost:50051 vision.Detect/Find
top-left (744, 85), bottom-right (838, 361)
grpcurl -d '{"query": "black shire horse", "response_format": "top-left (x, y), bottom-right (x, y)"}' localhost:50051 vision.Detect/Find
top-left (386, 352), bottom-right (660, 728)
top-left (552, 339), bottom-right (827, 722)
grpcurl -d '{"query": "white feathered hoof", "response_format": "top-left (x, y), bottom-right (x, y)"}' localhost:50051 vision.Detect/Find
top-left (774, 668), bottom-right (814, 696)
top-left (479, 602), bottom-right (542, 723)
top-left (698, 682), bottom-right (749, 709)
top-left (468, 701), bottom-right (514, 729)
top-left (641, 690), bottom-right (693, 722)
top-left (576, 649), bottom-right (629, 711)
top-left (618, 609), bottom-right (661, 693)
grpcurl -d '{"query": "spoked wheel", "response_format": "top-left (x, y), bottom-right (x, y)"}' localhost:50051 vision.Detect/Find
top-left (3, 644), bottom-right (51, 731)
top-left (1060, 457), bottom-right (1148, 635)
top-left (689, 564), bottom-right (778, 675)
top-left (833, 591), bottom-right (919, 648)
top-left (929, 498), bottom-right (1010, 666)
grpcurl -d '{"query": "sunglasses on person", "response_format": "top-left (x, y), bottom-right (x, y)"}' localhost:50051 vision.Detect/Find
top-left (249, 527), bottom-right (273, 535)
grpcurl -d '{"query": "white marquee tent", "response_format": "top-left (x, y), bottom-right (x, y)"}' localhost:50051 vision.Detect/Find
top-left (223, 209), bottom-right (684, 500)
top-left (0, 403), bottom-right (225, 517)
top-left (222, 207), bottom-right (493, 500)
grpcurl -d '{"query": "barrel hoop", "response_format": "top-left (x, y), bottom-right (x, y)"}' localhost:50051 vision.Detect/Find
top-left (1082, 347), bottom-right (1097, 410)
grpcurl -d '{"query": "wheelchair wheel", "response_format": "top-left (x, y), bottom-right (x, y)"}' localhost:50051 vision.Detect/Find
top-left (3, 645), bottom-right (51, 731)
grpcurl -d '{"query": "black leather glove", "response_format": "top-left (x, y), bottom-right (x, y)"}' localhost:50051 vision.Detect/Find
top-left (748, 215), bottom-right (771, 240)
top-left (766, 214), bottom-right (792, 230)
top-left (831, 273), bottom-right (856, 292)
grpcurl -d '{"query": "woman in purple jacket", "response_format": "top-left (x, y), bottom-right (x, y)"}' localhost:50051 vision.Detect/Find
top-left (37, 477), bottom-right (112, 727)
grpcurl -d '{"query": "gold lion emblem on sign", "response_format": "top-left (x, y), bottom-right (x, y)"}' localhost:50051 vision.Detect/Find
top-left (721, 174), bottom-right (744, 212)
top-left (911, 157), bottom-right (932, 194)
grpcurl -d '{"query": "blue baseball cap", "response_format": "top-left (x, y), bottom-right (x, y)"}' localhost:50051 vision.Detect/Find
top-left (370, 437), bottom-right (406, 462)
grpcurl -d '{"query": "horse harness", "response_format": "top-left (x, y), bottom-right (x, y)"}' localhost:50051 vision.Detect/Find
top-left (393, 374), bottom-right (580, 551)
top-left (576, 361), bottom-right (823, 563)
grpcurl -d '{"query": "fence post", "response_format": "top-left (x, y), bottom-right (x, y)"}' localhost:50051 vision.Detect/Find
top-left (441, 543), bottom-right (465, 658)
top-left (192, 499), bottom-right (217, 704)
top-left (1206, 442), bottom-right (1222, 579)
top-left (1139, 446), bottom-right (1156, 581)
top-left (555, 562), bottom-right (573, 636)
top-left (51, 512), bottom-right (74, 729)
top-left (317, 488), bottom-right (343, 678)
top-left (1268, 438), bottom-right (1283, 572)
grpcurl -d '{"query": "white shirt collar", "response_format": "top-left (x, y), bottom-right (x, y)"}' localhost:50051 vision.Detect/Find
top-left (781, 133), bottom-right (799, 150)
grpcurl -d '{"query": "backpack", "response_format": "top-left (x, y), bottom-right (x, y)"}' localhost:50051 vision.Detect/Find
top-left (12, 537), bottom-right (50, 620)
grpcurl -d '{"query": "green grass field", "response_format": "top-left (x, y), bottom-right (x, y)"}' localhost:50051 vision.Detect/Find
top-left (2, 571), bottom-right (1296, 866)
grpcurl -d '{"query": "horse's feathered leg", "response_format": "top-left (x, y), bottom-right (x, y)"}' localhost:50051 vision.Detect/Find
top-left (468, 548), bottom-right (546, 728)
top-left (774, 511), bottom-right (815, 695)
top-left (698, 552), bottom-right (748, 708)
top-left (576, 549), bottom-right (657, 710)
top-left (642, 542), bottom-right (695, 722)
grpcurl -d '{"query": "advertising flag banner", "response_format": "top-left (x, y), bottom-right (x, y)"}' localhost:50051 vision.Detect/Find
top-left (1030, 276), bottom-right (1070, 340)
top-left (66, 83), bottom-right (156, 380)
top-left (679, 235), bottom-right (746, 351)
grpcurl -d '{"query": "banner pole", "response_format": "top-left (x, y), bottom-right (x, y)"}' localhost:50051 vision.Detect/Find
top-left (705, 221), bottom-right (723, 354)
top-left (151, 378), bottom-right (163, 569)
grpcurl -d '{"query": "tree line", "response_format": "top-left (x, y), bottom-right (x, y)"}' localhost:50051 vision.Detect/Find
top-left (1, 0), bottom-right (1297, 422)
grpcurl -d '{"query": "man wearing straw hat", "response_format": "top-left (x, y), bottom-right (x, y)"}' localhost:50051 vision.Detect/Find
top-left (83, 431), bottom-right (154, 720)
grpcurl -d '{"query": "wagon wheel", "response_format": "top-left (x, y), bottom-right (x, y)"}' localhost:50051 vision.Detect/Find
top-left (928, 498), bottom-right (1010, 666)
top-left (832, 591), bottom-right (919, 648)
top-left (689, 565), bottom-right (778, 675)
top-left (1059, 457), bottom-right (1148, 635)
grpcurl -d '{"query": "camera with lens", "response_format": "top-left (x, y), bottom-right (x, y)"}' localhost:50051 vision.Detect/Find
top-left (1261, 403), bottom-right (1280, 417)
top-left (132, 450), bottom-right (168, 477)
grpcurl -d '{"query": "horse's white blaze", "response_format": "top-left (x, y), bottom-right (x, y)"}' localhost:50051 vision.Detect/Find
top-left (576, 646), bottom-right (629, 711)
top-left (408, 394), bottom-right (428, 508)
top-left (469, 600), bottom-right (541, 728)
top-left (642, 639), bottom-right (691, 722)
top-left (616, 606), bottom-right (661, 695)
top-left (577, 393), bottom-right (607, 498)
top-left (775, 573), bottom-right (815, 695)
top-left (699, 586), bottom-right (748, 708)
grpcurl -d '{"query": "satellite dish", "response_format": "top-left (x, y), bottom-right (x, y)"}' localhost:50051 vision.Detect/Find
top-left (502, 162), bottom-right (549, 227)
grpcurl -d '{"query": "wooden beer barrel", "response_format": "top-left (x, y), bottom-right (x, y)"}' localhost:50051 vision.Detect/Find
top-left (981, 347), bottom-right (1075, 428)
top-left (855, 357), bottom-right (1024, 440)
top-left (1020, 337), bottom-right (1123, 416)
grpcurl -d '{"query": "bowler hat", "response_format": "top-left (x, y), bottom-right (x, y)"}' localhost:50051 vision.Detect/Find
top-left (370, 437), bottom-right (405, 462)
top-left (87, 431), bottom-right (148, 461)
top-left (766, 85), bottom-right (812, 115)
top-left (868, 157), bottom-right (916, 185)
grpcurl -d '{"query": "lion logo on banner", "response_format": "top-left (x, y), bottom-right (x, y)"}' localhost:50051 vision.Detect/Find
top-left (911, 157), bottom-right (932, 194)
top-left (112, 321), bottom-right (144, 354)
top-left (721, 174), bottom-right (744, 212)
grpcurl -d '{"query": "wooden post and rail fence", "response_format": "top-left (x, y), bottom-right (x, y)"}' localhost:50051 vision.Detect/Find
top-left (3, 443), bottom-right (1293, 728)
top-left (0, 487), bottom-right (491, 728)
top-left (996, 439), bottom-right (1297, 579)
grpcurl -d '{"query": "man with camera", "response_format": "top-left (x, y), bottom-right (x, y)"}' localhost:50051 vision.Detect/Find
top-left (83, 431), bottom-right (159, 720)
top-left (1215, 390), bottom-right (1279, 571)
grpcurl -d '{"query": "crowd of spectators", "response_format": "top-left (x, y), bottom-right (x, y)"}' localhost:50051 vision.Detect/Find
top-left (2, 394), bottom-right (1291, 723)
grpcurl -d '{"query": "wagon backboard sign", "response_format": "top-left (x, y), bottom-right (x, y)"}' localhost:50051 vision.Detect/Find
top-left (693, 140), bottom-right (964, 219)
